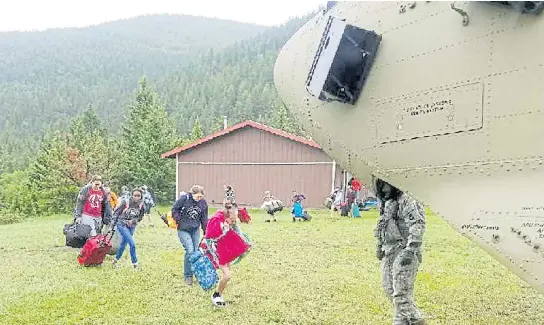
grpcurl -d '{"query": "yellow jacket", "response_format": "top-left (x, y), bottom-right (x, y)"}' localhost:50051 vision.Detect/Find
top-left (109, 191), bottom-right (119, 210)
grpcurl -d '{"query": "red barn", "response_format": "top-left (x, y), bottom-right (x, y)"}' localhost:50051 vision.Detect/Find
top-left (161, 120), bottom-right (344, 208)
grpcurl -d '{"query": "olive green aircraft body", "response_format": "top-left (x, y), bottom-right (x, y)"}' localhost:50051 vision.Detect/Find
top-left (273, 1), bottom-right (544, 294)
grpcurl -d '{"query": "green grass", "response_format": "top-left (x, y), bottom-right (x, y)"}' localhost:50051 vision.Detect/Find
top-left (0, 208), bottom-right (543, 325)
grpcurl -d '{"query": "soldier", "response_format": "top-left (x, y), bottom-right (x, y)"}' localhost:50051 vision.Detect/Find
top-left (373, 178), bottom-right (426, 325)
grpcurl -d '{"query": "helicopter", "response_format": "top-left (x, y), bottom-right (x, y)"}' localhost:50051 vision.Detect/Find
top-left (273, 1), bottom-right (544, 294)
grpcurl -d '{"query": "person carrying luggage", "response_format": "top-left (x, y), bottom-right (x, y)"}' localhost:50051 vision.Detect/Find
top-left (350, 177), bottom-right (362, 199)
top-left (120, 186), bottom-right (130, 201)
top-left (261, 190), bottom-right (278, 222)
top-left (330, 187), bottom-right (343, 216)
top-left (74, 175), bottom-right (112, 237)
top-left (172, 185), bottom-right (208, 286)
top-left (223, 184), bottom-right (235, 204)
top-left (205, 199), bottom-right (250, 307)
top-left (141, 185), bottom-right (156, 227)
top-left (112, 188), bottom-right (145, 271)
top-left (291, 190), bottom-right (306, 222)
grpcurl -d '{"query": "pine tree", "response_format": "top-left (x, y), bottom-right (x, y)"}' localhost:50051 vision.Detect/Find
top-left (119, 77), bottom-right (177, 202)
top-left (191, 118), bottom-right (204, 141)
top-left (271, 104), bottom-right (297, 134)
top-left (27, 130), bottom-right (81, 213)
top-left (67, 107), bottom-right (117, 183)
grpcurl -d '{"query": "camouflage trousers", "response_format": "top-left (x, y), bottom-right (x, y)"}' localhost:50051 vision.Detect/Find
top-left (381, 248), bottom-right (423, 325)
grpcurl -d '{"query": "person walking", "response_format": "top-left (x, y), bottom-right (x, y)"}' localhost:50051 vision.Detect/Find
top-left (172, 185), bottom-right (208, 286)
top-left (112, 188), bottom-right (145, 271)
top-left (205, 199), bottom-right (250, 307)
top-left (74, 175), bottom-right (112, 237)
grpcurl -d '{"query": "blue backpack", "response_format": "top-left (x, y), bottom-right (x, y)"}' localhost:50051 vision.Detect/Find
top-left (189, 251), bottom-right (218, 291)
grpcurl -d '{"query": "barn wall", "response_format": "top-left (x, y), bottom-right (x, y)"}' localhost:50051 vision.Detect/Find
top-left (178, 127), bottom-right (332, 163)
top-left (176, 126), bottom-right (336, 208)
top-left (177, 164), bottom-right (333, 208)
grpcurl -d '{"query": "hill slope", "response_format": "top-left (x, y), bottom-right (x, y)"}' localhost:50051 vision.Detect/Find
top-left (0, 14), bottom-right (267, 135)
top-left (155, 15), bottom-right (311, 135)
top-left (0, 12), bottom-right (317, 172)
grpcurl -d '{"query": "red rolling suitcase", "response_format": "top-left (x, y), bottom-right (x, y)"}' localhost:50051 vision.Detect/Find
top-left (77, 229), bottom-right (115, 266)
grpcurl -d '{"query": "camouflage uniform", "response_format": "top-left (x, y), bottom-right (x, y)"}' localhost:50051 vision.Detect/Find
top-left (374, 194), bottom-right (426, 325)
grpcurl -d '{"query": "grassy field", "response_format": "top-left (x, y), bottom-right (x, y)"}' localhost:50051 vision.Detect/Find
top-left (0, 207), bottom-right (543, 325)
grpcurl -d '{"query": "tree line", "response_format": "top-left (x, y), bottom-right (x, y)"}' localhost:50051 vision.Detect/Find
top-left (0, 79), bottom-right (185, 223)
top-left (0, 13), bottom-right (318, 223)
top-left (0, 76), bottom-right (305, 224)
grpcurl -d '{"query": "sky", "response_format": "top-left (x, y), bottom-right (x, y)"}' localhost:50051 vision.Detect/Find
top-left (0, 0), bottom-right (326, 32)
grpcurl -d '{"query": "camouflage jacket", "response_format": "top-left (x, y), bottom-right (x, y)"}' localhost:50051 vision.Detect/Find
top-left (374, 193), bottom-right (426, 255)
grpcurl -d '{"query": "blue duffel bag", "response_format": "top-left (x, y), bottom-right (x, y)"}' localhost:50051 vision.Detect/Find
top-left (189, 251), bottom-right (218, 291)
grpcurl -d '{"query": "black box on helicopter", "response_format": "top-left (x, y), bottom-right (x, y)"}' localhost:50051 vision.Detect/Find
top-left (305, 16), bottom-right (382, 105)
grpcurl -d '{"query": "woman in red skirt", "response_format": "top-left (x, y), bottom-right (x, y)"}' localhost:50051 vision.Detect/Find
top-left (205, 200), bottom-right (250, 307)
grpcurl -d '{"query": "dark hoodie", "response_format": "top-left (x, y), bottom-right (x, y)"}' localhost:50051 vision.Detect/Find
top-left (113, 198), bottom-right (145, 227)
top-left (172, 193), bottom-right (208, 233)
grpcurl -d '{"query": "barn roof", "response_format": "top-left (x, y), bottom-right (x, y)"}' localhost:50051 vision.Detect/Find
top-left (161, 120), bottom-right (321, 158)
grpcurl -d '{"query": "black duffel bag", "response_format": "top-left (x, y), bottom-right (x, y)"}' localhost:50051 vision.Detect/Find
top-left (63, 222), bottom-right (92, 248)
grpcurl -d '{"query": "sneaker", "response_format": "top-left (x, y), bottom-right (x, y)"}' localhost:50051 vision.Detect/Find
top-left (273, 219), bottom-right (277, 222)
top-left (211, 293), bottom-right (226, 307)
top-left (184, 277), bottom-right (193, 286)
top-left (265, 220), bottom-right (271, 223)
top-left (292, 217), bottom-right (296, 222)
top-left (112, 259), bottom-right (120, 270)
top-left (133, 264), bottom-right (140, 271)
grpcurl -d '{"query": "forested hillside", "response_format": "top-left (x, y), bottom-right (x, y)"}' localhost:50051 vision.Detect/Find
top-left (0, 14), bottom-right (268, 171)
top-left (0, 11), bottom-right (318, 220)
top-left (155, 15), bottom-right (310, 135)
top-left (0, 13), bottom-right (315, 172)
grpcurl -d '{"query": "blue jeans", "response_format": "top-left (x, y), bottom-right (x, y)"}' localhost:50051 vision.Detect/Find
top-left (177, 228), bottom-right (200, 278)
top-left (116, 224), bottom-right (137, 264)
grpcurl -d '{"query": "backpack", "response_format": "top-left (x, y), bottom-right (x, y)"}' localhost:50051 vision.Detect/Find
top-left (175, 193), bottom-right (192, 219)
top-left (143, 191), bottom-right (155, 206)
top-left (160, 211), bottom-right (178, 229)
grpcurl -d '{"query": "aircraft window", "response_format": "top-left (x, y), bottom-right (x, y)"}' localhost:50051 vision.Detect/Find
top-left (305, 16), bottom-right (381, 105)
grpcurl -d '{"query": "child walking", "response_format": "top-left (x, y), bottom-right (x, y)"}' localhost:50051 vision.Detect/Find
top-left (205, 199), bottom-right (250, 307)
